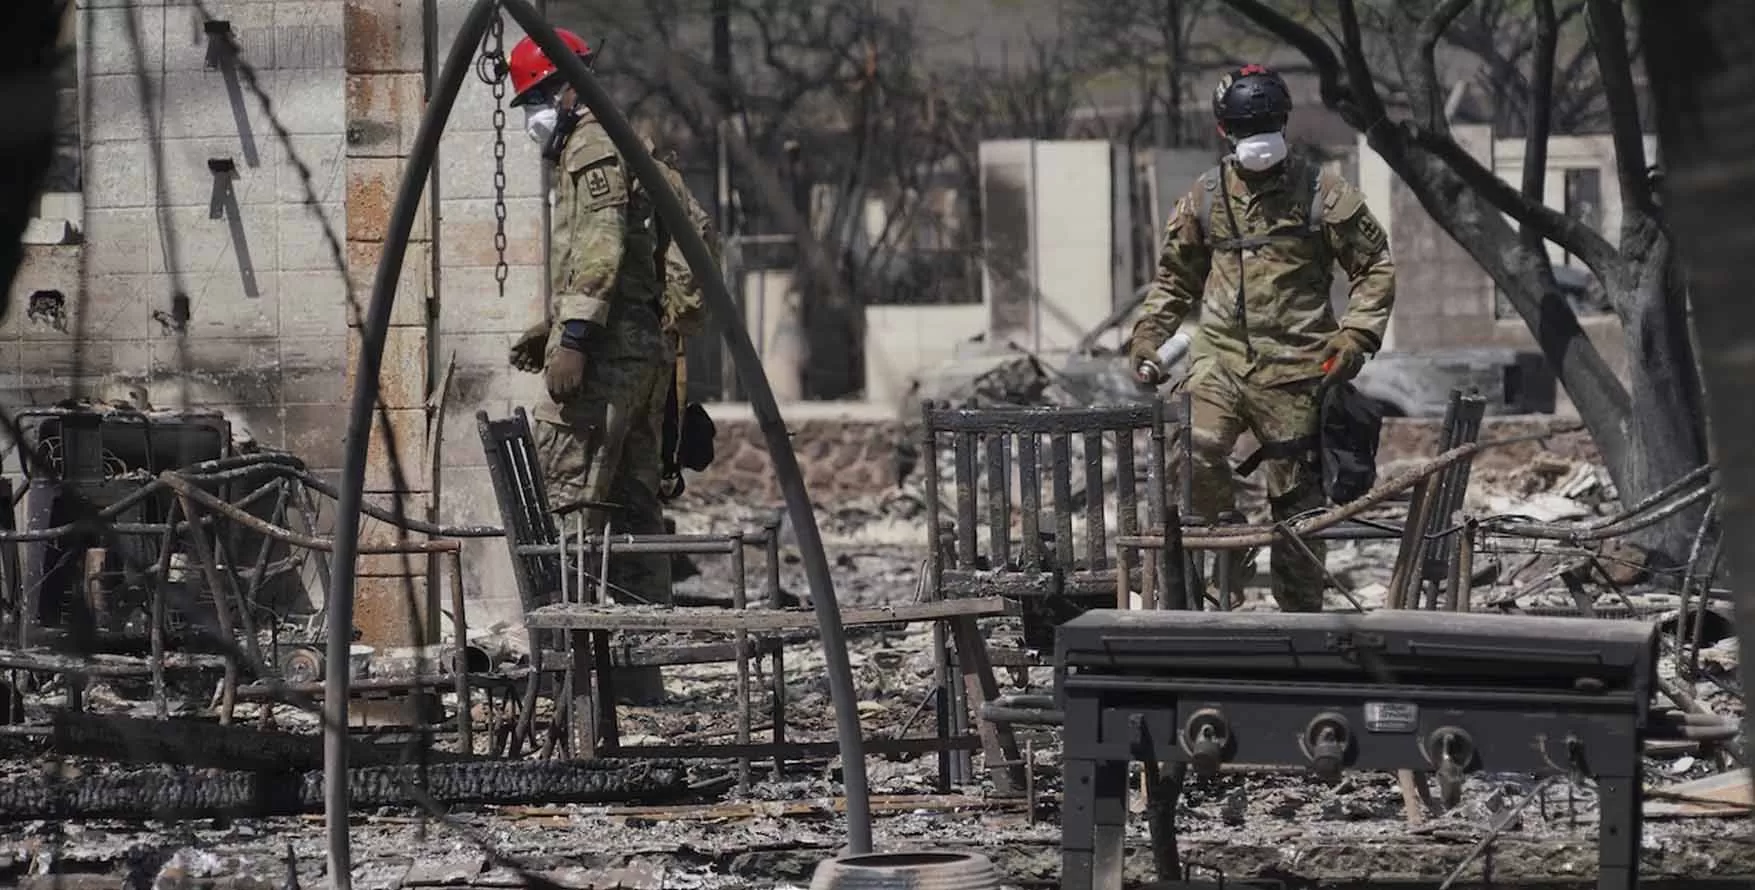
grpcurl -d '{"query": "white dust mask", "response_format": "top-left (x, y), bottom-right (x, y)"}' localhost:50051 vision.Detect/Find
top-left (1233, 131), bottom-right (1289, 172)
top-left (524, 104), bottom-right (559, 146)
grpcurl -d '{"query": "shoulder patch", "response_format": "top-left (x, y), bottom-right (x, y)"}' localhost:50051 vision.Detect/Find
top-left (565, 121), bottom-right (627, 212)
top-left (584, 166), bottom-right (612, 199)
top-left (1320, 174), bottom-right (1368, 220)
top-left (571, 155), bottom-right (627, 212)
top-left (1356, 212), bottom-right (1386, 249)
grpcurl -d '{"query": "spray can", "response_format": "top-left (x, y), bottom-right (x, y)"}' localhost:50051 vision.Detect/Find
top-left (1136, 330), bottom-right (1193, 383)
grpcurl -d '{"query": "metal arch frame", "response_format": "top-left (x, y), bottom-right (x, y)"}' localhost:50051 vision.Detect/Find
top-left (324, 1), bottom-right (871, 881)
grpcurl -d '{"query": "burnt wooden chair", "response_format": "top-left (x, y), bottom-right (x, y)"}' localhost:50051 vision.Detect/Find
top-left (478, 408), bottom-right (786, 766)
top-left (920, 399), bottom-right (1177, 786)
top-left (478, 409), bottom-right (1010, 787)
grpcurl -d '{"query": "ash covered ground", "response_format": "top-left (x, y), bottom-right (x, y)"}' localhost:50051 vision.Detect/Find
top-left (0, 455), bottom-right (1747, 889)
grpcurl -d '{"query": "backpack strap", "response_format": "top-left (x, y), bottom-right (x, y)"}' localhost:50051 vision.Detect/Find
top-left (1195, 165), bottom-right (1221, 240)
top-left (659, 339), bottom-right (689, 500)
top-left (1235, 434), bottom-right (1319, 477)
top-left (1204, 156), bottom-right (1329, 252)
top-left (652, 199), bottom-right (674, 317)
top-left (1304, 160), bottom-right (1325, 236)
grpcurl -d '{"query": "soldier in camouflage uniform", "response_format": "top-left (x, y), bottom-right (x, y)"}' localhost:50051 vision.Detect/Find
top-left (1128, 65), bottom-right (1395, 612)
top-left (500, 29), bottom-right (716, 698)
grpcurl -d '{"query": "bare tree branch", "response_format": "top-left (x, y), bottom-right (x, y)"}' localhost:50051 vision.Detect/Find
top-left (1336, 0), bottom-right (1393, 133)
top-left (1413, 0), bottom-right (1479, 129)
top-left (1522, 0), bottom-right (1558, 255)
top-left (1402, 124), bottom-right (1620, 272)
top-left (1584, 0), bottom-right (1657, 225)
top-left (1221, 0), bottom-right (1355, 115)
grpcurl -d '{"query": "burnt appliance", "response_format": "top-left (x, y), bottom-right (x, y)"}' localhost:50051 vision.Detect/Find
top-left (1055, 609), bottom-right (1658, 890)
top-left (12, 407), bottom-right (234, 651)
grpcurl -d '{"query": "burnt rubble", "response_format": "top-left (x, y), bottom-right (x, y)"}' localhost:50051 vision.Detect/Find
top-left (0, 400), bottom-right (1743, 889)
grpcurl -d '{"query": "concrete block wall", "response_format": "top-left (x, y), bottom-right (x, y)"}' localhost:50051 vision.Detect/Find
top-left (2, 2), bottom-right (351, 463)
top-left (2, 0), bottom-right (640, 649)
top-left (429, 0), bottom-right (550, 638)
top-left (343, 0), bottom-right (441, 647)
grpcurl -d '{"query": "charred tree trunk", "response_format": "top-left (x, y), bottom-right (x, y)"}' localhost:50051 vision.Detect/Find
top-left (1611, 232), bottom-right (1709, 561)
top-left (1640, 0), bottom-right (1755, 792)
top-left (1396, 149), bottom-right (1706, 559)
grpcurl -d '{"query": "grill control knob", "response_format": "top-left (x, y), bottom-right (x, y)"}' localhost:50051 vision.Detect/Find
top-left (1180, 708), bottom-right (1232, 777)
top-left (1426, 726), bottom-right (1477, 810)
top-left (1302, 713), bottom-right (1352, 783)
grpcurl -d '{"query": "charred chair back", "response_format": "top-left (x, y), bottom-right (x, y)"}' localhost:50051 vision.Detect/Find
top-left (476, 408), bottom-right (564, 613)
top-left (919, 400), bottom-right (1173, 651)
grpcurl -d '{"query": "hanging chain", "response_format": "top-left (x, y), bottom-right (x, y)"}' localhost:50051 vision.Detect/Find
top-left (476, 6), bottom-right (511, 299)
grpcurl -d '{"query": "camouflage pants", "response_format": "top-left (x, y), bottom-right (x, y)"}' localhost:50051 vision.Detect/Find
top-left (1181, 360), bottom-right (1327, 612)
top-left (533, 351), bottom-right (673, 610)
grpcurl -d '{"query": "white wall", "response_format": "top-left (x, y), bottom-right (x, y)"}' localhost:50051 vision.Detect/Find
top-left (1491, 133), bottom-right (1659, 272)
top-left (978, 139), bottom-right (1131, 354)
top-left (863, 303), bottom-right (987, 409)
top-left (744, 269), bottom-right (804, 401)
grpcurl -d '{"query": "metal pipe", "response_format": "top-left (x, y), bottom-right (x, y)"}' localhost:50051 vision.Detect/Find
top-left (161, 474), bottom-right (461, 556)
top-left (1678, 494), bottom-right (1720, 677)
top-left (323, 2), bottom-right (497, 883)
top-left (1123, 442), bottom-right (1483, 551)
top-left (513, 539), bottom-right (738, 556)
top-left (1481, 480), bottom-right (1716, 541)
top-left (149, 500), bottom-right (178, 720)
top-left (180, 461), bottom-right (503, 537)
top-left (447, 549), bottom-right (472, 755)
top-left (176, 495), bottom-right (244, 726)
top-left (498, 0), bottom-right (872, 852)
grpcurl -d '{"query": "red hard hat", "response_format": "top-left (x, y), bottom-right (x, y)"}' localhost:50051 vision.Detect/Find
top-left (507, 27), bottom-right (591, 107)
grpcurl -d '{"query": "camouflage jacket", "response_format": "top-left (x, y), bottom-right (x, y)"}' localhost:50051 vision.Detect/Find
top-left (535, 116), bottom-right (667, 422)
top-left (655, 160), bottom-right (718, 340)
top-left (547, 115), bottom-right (664, 344)
top-left (1129, 151), bottom-right (1396, 388)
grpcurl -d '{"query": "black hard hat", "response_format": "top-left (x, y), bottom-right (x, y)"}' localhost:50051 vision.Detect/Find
top-left (1213, 64), bottom-right (1292, 137)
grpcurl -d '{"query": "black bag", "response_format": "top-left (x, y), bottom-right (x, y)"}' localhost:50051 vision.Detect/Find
top-left (673, 401), bottom-right (716, 471)
top-left (659, 360), bottom-right (716, 501)
top-left (1234, 381), bottom-right (1383, 506)
top-left (1315, 382), bottom-right (1383, 505)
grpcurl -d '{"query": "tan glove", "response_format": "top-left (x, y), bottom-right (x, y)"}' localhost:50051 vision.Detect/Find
top-left (509, 322), bottom-right (548, 374)
top-left (1321, 328), bottom-right (1376, 385)
top-left (545, 346), bottom-right (587, 402)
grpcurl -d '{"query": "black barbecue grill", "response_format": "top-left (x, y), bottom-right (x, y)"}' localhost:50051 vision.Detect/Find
top-left (1054, 608), bottom-right (1660, 890)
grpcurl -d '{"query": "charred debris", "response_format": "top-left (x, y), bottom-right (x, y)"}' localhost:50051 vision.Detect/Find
top-left (0, 391), bottom-right (1742, 879)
